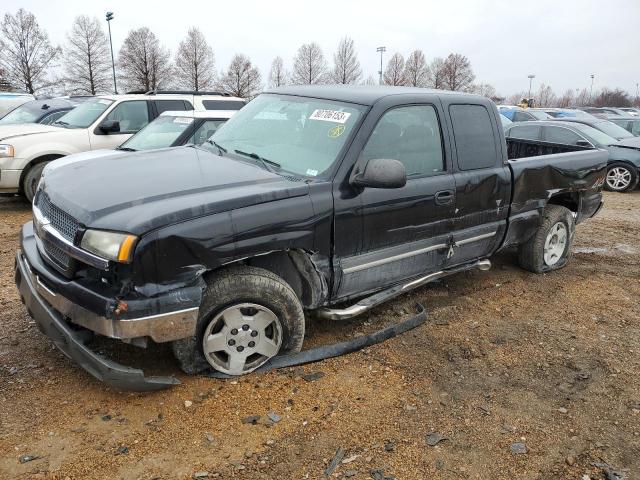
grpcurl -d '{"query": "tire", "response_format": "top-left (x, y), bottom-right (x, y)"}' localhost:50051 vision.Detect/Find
top-left (23, 162), bottom-right (48, 203)
top-left (604, 162), bottom-right (638, 192)
top-left (172, 266), bottom-right (305, 375)
top-left (518, 205), bottom-right (575, 273)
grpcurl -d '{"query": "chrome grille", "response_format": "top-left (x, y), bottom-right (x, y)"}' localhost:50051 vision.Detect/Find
top-left (43, 240), bottom-right (70, 269)
top-left (36, 193), bottom-right (79, 242)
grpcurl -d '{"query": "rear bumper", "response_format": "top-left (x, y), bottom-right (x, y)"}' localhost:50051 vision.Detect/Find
top-left (15, 250), bottom-right (180, 391)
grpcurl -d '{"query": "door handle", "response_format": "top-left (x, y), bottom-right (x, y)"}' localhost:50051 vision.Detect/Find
top-left (435, 190), bottom-right (455, 206)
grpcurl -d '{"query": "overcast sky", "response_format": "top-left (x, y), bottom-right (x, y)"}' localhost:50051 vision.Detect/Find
top-left (4, 0), bottom-right (640, 96)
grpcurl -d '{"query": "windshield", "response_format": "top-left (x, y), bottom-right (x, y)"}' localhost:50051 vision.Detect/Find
top-left (208, 94), bottom-right (366, 177)
top-left (56, 98), bottom-right (113, 128)
top-left (120, 115), bottom-right (195, 150)
top-left (0, 103), bottom-right (42, 124)
top-left (594, 120), bottom-right (634, 140)
top-left (571, 123), bottom-right (618, 147)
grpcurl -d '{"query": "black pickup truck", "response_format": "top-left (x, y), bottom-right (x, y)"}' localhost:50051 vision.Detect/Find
top-left (15, 86), bottom-right (607, 390)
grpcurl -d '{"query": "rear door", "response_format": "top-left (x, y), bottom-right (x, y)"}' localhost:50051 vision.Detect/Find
top-left (443, 102), bottom-right (511, 266)
top-left (333, 99), bottom-right (456, 299)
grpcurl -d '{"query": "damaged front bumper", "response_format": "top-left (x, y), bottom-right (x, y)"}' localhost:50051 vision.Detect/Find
top-left (14, 222), bottom-right (202, 390)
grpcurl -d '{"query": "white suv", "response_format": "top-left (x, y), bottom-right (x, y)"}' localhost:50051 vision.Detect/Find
top-left (0, 91), bottom-right (245, 201)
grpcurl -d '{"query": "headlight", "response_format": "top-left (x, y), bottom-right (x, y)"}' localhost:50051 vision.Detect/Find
top-left (80, 229), bottom-right (137, 262)
top-left (0, 144), bottom-right (14, 158)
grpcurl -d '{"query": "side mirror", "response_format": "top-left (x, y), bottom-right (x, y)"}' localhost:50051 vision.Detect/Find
top-left (99, 119), bottom-right (120, 134)
top-left (576, 140), bottom-right (591, 147)
top-left (351, 158), bottom-right (407, 189)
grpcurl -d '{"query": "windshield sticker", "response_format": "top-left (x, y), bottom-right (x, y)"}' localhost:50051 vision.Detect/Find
top-left (98, 99), bottom-right (111, 105)
top-left (173, 117), bottom-right (193, 124)
top-left (306, 169), bottom-right (319, 176)
top-left (328, 124), bottom-right (346, 138)
top-left (309, 109), bottom-right (351, 124)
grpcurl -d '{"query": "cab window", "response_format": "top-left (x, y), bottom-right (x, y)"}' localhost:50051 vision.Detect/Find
top-left (449, 104), bottom-right (497, 170)
top-left (361, 105), bottom-right (444, 177)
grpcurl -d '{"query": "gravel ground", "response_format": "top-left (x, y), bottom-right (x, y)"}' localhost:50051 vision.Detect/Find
top-left (0, 191), bottom-right (638, 480)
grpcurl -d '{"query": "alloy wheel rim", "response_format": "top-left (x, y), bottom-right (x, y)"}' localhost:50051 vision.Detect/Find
top-left (543, 221), bottom-right (567, 266)
top-left (606, 167), bottom-right (632, 190)
top-left (202, 303), bottom-right (282, 375)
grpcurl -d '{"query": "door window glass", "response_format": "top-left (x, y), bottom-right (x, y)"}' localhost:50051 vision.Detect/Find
top-left (449, 104), bottom-right (497, 170)
top-left (188, 119), bottom-right (227, 145)
top-left (361, 105), bottom-right (444, 176)
top-left (544, 126), bottom-right (583, 145)
top-left (104, 100), bottom-right (149, 133)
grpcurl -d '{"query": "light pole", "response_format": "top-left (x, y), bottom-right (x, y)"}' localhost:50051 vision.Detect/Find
top-left (589, 74), bottom-right (595, 104)
top-left (106, 12), bottom-right (117, 94)
top-left (527, 74), bottom-right (535, 100)
top-left (376, 46), bottom-right (386, 85)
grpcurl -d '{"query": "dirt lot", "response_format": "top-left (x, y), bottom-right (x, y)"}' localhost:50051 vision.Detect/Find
top-left (0, 191), bottom-right (638, 480)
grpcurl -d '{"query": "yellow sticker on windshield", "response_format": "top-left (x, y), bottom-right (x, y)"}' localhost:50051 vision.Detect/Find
top-left (328, 124), bottom-right (345, 138)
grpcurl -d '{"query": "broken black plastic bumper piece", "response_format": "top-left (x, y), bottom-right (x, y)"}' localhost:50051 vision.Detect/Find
top-left (15, 251), bottom-right (180, 391)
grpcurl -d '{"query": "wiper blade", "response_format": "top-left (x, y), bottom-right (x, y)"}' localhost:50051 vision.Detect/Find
top-left (54, 120), bottom-right (69, 127)
top-left (206, 139), bottom-right (227, 156)
top-left (234, 149), bottom-right (281, 173)
top-left (117, 147), bottom-right (137, 152)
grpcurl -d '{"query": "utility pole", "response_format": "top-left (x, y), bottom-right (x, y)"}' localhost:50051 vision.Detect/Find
top-left (106, 12), bottom-right (118, 94)
top-left (376, 46), bottom-right (386, 85)
top-left (589, 74), bottom-right (595, 104)
top-left (527, 74), bottom-right (535, 100)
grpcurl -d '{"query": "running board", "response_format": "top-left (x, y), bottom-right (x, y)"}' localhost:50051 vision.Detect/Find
top-left (316, 259), bottom-right (491, 321)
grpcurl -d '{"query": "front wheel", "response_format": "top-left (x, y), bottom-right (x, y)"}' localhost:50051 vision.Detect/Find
top-left (604, 162), bottom-right (638, 192)
top-left (172, 266), bottom-right (305, 375)
top-left (518, 205), bottom-right (575, 273)
top-left (23, 162), bottom-right (48, 203)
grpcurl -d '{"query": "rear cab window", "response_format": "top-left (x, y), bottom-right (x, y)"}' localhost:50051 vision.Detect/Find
top-left (203, 100), bottom-right (246, 110)
top-left (449, 104), bottom-right (498, 170)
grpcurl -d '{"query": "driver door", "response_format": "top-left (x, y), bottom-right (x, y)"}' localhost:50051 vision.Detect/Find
top-left (334, 103), bottom-right (456, 300)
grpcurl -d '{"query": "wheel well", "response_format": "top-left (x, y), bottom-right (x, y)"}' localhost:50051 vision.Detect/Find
top-left (214, 250), bottom-right (329, 309)
top-left (547, 192), bottom-right (579, 213)
top-left (19, 154), bottom-right (65, 192)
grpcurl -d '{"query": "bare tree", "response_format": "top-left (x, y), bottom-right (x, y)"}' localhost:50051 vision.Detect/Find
top-left (404, 49), bottom-right (428, 87)
top-left (442, 53), bottom-right (475, 91)
top-left (268, 56), bottom-right (288, 88)
top-left (361, 75), bottom-right (377, 86)
top-left (292, 42), bottom-right (327, 85)
top-left (63, 16), bottom-right (112, 95)
top-left (330, 37), bottom-right (362, 84)
top-left (593, 88), bottom-right (632, 107)
top-left (425, 57), bottom-right (446, 89)
top-left (557, 89), bottom-right (576, 108)
top-left (217, 54), bottom-right (262, 99)
top-left (574, 88), bottom-right (590, 106)
top-left (0, 9), bottom-right (61, 93)
top-left (175, 27), bottom-right (215, 91)
top-left (536, 84), bottom-right (557, 107)
top-left (118, 27), bottom-right (172, 92)
top-left (471, 83), bottom-right (498, 100)
top-left (383, 53), bottom-right (406, 86)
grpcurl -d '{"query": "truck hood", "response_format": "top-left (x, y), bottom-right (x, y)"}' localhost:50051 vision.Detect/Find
top-left (43, 149), bottom-right (123, 173)
top-left (39, 146), bottom-right (309, 235)
top-left (0, 123), bottom-right (62, 141)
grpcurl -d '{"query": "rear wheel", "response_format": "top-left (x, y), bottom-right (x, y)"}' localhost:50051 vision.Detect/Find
top-left (23, 162), bottom-right (48, 203)
top-left (172, 266), bottom-right (305, 375)
top-left (604, 162), bottom-right (637, 192)
top-left (518, 205), bottom-right (575, 273)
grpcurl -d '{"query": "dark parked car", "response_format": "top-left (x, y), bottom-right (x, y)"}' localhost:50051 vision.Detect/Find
top-left (499, 107), bottom-right (550, 122)
top-left (16, 86), bottom-right (606, 389)
top-left (555, 117), bottom-right (635, 141)
top-left (505, 120), bottom-right (640, 192)
top-left (610, 117), bottom-right (640, 136)
top-left (0, 98), bottom-right (88, 125)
